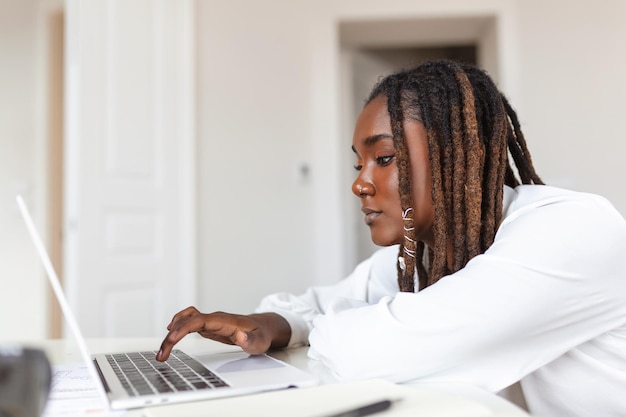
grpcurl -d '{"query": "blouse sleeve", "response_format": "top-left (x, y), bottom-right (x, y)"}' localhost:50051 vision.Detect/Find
top-left (255, 245), bottom-right (400, 347)
top-left (307, 191), bottom-right (626, 392)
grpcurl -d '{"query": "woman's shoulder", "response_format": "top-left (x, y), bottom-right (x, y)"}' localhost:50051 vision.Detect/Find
top-left (489, 185), bottom-right (626, 282)
top-left (497, 185), bottom-right (626, 261)
top-left (503, 184), bottom-right (624, 225)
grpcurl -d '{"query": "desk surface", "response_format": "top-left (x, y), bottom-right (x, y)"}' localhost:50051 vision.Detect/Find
top-left (22, 337), bottom-right (530, 417)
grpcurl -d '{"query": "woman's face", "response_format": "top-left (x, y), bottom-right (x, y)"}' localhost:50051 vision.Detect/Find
top-left (351, 95), bottom-right (435, 248)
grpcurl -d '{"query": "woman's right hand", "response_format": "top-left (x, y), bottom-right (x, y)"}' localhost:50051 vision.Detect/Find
top-left (155, 306), bottom-right (291, 361)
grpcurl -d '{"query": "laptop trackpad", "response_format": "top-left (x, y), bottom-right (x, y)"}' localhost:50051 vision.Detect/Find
top-left (216, 355), bottom-right (284, 373)
top-left (193, 350), bottom-right (314, 390)
top-left (195, 351), bottom-right (285, 374)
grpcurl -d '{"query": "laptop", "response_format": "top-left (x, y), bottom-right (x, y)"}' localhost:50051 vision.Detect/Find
top-left (16, 195), bottom-right (319, 410)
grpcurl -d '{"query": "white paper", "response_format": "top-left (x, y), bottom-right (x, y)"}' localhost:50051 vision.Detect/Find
top-left (41, 363), bottom-right (124, 417)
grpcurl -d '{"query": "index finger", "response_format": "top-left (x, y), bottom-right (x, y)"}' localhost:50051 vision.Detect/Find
top-left (156, 315), bottom-right (207, 361)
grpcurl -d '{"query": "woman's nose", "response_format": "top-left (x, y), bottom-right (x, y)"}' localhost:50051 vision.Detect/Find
top-left (352, 179), bottom-right (374, 197)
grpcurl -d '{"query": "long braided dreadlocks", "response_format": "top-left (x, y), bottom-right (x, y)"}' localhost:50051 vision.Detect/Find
top-left (366, 60), bottom-right (543, 292)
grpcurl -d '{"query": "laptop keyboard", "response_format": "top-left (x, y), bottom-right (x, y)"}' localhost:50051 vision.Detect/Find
top-left (105, 349), bottom-right (229, 397)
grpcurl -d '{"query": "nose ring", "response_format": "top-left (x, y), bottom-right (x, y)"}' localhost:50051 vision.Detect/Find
top-left (357, 185), bottom-right (364, 195)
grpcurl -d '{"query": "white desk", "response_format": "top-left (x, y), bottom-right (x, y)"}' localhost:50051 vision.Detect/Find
top-left (24, 337), bottom-right (530, 417)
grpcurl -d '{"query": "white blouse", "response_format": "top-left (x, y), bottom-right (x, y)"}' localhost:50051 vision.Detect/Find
top-left (256, 185), bottom-right (626, 417)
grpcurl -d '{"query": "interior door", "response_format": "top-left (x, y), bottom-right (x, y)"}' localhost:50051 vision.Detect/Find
top-left (63, 0), bottom-right (195, 337)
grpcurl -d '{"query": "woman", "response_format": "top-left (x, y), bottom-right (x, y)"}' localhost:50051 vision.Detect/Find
top-left (157, 61), bottom-right (626, 417)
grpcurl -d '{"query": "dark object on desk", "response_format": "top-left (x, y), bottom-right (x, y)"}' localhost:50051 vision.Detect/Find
top-left (0, 346), bottom-right (52, 417)
top-left (327, 399), bottom-right (394, 417)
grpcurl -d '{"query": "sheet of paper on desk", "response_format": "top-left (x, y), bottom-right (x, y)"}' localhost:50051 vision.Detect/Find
top-left (144, 379), bottom-right (528, 417)
top-left (41, 363), bottom-right (124, 417)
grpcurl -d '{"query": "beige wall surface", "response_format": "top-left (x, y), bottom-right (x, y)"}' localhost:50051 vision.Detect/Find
top-left (515, 0), bottom-right (626, 208)
top-left (195, 0), bottom-right (321, 313)
top-left (2, 0), bottom-right (625, 339)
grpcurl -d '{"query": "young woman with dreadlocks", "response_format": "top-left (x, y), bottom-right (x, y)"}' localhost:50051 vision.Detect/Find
top-left (157, 60), bottom-right (626, 417)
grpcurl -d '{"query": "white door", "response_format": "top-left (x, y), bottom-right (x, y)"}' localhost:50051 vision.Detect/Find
top-left (64, 0), bottom-right (195, 337)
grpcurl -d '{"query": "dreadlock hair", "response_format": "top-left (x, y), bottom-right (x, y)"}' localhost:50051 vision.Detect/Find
top-left (366, 60), bottom-right (543, 292)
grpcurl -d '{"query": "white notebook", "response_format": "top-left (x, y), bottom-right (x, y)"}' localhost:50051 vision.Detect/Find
top-left (144, 378), bottom-right (530, 417)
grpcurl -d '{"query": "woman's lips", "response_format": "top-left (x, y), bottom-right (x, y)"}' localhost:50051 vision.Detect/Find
top-left (362, 208), bottom-right (381, 225)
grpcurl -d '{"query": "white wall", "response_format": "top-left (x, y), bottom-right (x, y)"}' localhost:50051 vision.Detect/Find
top-left (195, 0), bottom-right (322, 312)
top-left (0, 0), bottom-right (47, 340)
top-left (515, 0), bottom-right (626, 211)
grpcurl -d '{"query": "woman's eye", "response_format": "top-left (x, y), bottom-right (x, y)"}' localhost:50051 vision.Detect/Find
top-left (353, 164), bottom-right (363, 171)
top-left (377, 155), bottom-right (394, 166)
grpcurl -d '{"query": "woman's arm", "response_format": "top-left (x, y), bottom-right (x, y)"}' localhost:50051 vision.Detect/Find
top-left (254, 245), bottom-right (400, 347)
